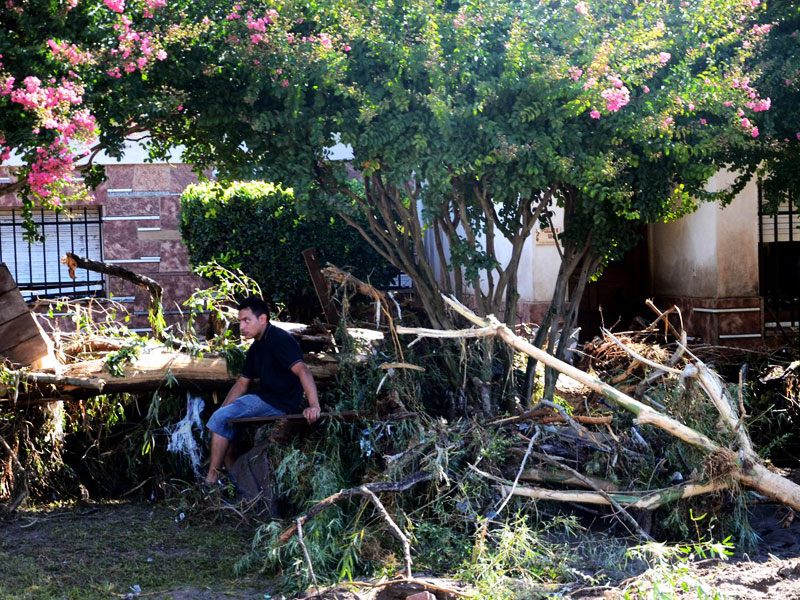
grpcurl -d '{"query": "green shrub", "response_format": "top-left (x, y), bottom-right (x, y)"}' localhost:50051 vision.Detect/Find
top-left (179, 181), bottom-right (396, 318)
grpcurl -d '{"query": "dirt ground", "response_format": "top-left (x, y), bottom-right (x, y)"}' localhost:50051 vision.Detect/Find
top-left (2, 501), bottom-right (800, 600)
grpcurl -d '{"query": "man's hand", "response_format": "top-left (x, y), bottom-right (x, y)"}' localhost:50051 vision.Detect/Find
top-left (303, 406), bottom-right (321, 424)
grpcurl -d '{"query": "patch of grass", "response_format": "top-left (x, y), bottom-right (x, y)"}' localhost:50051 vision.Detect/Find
top-left (0, 501), bottom-right (265, 600)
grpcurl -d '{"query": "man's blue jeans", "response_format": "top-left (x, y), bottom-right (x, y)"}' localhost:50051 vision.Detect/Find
top-left (206, 394), bottom-right (284, 440)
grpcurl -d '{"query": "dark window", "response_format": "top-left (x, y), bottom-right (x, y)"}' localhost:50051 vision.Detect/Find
top-left (759, 185), bottom-right (800, 337)
top-left (0, 207), bottom-right (105, 300)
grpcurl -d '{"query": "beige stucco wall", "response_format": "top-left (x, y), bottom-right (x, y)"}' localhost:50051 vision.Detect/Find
top-left (650, 170), bottom-right (759, 299)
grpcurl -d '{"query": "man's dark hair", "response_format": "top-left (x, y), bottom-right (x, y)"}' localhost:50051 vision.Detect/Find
top-left (238, 296), bottom-right (270, 321)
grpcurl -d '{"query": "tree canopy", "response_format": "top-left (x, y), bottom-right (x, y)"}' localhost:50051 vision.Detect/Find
top-left (1, 0), bottom-right (789, 335)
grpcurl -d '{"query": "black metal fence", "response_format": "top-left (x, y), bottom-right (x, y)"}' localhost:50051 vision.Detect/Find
top-left (0, 207), bottom-right (105, 300)
top-left (758, 185), bottom-right (800, 345)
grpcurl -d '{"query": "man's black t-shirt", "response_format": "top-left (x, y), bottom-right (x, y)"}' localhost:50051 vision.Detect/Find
top-left (241, 324), bottom-right (304, 414)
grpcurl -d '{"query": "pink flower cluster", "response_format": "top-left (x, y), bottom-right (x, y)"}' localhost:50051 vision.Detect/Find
top-left (575, 2), bottom-right (589, 16)
top-left (246, 8), bottom-right (279, 42)
top-left (104, 0), bottom-right (124, 13)
top-left (109, 14), bottom-right (168, 76)
top-left (143, 0), bottom-right (166, 18)
top-left (29, 138), bottom-right (78, 202)
top-left (0, 137), bottom-right (10, 162)
top-left (746, 97), bottom-right (770, 112)
top-left (47, 39), bottom-right (92, 65)
top-left (1, 73), bottom-right (96, 203)
top-left (568, 67), bottom-right (583, 81)
top-left (658, 52), bottom-right (671, 65)
top-left (600, 84), bottom-right (630, 112)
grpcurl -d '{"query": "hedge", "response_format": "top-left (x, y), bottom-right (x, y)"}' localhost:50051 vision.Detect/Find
top-left (179, 181), bottom-right (396, 317)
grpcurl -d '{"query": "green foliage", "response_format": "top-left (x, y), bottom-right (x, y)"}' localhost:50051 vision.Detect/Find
top-left (460, 514), bottom-right (577, 600)
top-left (623, 536), bottom-right (733, 600)
top-left (179, 181), bottom-right (395, 318)
top-left (104, 337), bottom-right (147, 378)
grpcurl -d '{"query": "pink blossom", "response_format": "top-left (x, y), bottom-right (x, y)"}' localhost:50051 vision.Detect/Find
top-left (787, 79), bottom-right (793, 86)
top-left (751, 127), bottom-right (759, 138)
top-left (752, 97), bottom-right (770, 112)
top-left (156, 49), bottom-right (167, 61)
top-left (281, 79), bottom-right (290, 87)
top-left (343, 45), bottom-right (351, 52)
top-left (104, 0), bottom-right (124, 12)
top-left (796, 133), bottom-right (800, 140)
top-left (601, 86), bottom-right (630, 112)
top-left (740, 118), bottom-right (751, 128)
top-left (737, 109), bottom-right (744, 116)
top-left (575, 2), bottom-right (589, 16)
top-left (724, 101), bottom-right (732, 107)
top-left (643, 86), bottom-right (650, 93)
top-left (590, 109), bottom-right (600, 119)
top-left (662, 117), bottom-right (673, 128)
top-left (700, 118), bottom-right (707, 125)
top-left (658, 52), bottom-right (671, 65)
top-left (688, 102), bottom-right (695, 111)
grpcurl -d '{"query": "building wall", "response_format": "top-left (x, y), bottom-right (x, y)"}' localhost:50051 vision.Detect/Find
top-left (650, 171), bottom-right (762, 345)
top-left (0, 148), bottom-right (205, 332)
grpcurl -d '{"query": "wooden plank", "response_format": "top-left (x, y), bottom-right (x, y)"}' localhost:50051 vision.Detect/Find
top-left (0, 263), bottom-right (18, 295)
top-left (302, 247), bottom-right (339, 325)
top-left (0, 313), bottom-right (44, 353)
top-left (229, 410), bottom-right (367, 425)
top-left (0, 288), bottom-right (29, 325)
top-left (0, 333), bottom-right (49, 366)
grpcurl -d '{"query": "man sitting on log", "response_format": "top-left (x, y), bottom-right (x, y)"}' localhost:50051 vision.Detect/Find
top-left (204, 296), bottom-right (320, 485)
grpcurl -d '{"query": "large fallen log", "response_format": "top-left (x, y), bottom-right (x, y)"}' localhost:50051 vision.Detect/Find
top-left (398, 295), bottom-right (800, 513)
top-left (3, 347), bottom-right (342, 399)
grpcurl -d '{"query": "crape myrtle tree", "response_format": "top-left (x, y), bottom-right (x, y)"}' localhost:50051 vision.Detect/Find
top-left (65, 0), bottom-right (767, 336)
top-left (0, 0), bottom-right (337, 239)
top-left (744, 1), bottom-right (800, 208)
top-left (3, 0), bottom-right (775, 405)
top-left (305, 0), bottom-right (770, 403)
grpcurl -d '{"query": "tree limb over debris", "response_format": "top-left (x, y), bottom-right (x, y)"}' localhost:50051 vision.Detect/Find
top-left (396, 294), bottom-right (800, 513)
top-left (62, 252), bottom-right (164, 332)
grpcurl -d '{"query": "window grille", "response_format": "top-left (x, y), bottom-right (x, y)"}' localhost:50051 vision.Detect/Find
top-left (758, 185), bottom-right (800, 340)
top-left (0, 207), bottom-right (105, 300)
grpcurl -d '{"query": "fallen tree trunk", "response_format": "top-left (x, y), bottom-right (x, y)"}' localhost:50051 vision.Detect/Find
top-left (397, 295), bottom-right (800, 513)
top-left (4, 348), bottom-right (342, 398)
top-left (500, 481), bottom-right (726, 510)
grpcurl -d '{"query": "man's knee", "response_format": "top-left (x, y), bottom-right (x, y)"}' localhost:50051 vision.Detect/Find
top-left (207, 405), bottom-right (236, 440)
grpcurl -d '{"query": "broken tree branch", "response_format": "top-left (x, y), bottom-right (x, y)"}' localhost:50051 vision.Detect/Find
top-left (407, 295), bottom-right (800, 513)
top-left (278, 471), bottom-right (432, 544)
top-left (359, 485), bottom-right (413, 579)
top-left (500, 481), bottom-right (727, 510)
top-left (535, 451), bottom-right (653, 541)
top-left (297, 518), bottom-right (320, 589)
top-left (601, 328), bottom-right (683, 376)
top-left (1, 369), bottom-right (105, 392)
top-left (62, 252), bottom-right (163, 327)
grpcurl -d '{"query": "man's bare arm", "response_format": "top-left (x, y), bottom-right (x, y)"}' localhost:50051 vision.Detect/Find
top-left (291, 362), bottom-right (320, 423)
top-left (222, 376), bottom-right (252, 406)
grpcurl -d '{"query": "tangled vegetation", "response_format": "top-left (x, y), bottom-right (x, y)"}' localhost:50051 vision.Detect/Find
top-left (2, 268), bottom-right (799, 599)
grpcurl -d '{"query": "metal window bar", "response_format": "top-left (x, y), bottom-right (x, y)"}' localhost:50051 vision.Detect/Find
top-left (0, 207), bottom-right (105, 300)
top-left (758, 184), bottom-right (800, 345)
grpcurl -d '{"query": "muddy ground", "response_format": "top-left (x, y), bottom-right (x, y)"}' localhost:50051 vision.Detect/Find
top-left (2, 501), bottom-right (799, 600)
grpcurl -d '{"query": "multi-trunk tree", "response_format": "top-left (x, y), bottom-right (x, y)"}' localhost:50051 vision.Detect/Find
top-left (2, 0), bottom-right (788, 408)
